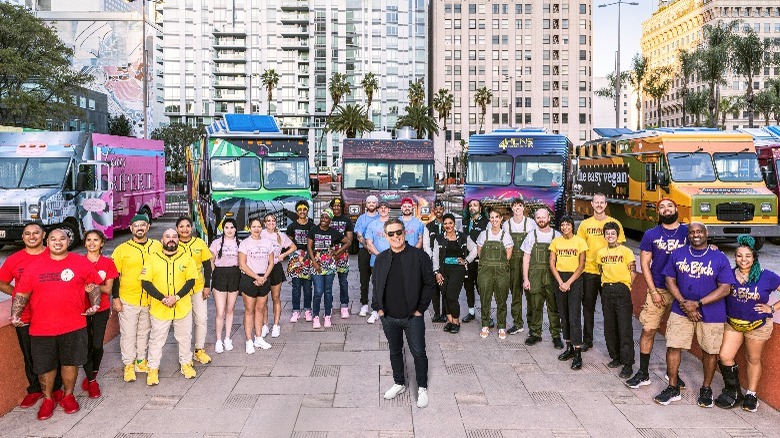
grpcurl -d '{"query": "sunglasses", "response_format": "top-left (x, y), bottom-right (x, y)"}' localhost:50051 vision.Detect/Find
top-left (386, 229), bottom-right (404, 237)
top-left (296, 207), bottom-right (309, 212)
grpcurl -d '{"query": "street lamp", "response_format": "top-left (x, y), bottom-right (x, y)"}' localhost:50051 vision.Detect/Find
top-left (598, 0), bottom-right (638, 129)
top-left (503, 74), bottom-right (513, 127)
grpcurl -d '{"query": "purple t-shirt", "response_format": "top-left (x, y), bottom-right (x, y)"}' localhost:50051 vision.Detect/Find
top-left (639, 224), bottom-right (688, 289)
top-left (663, 246), bottom-right (735, 323)
top-left (728, 269), bottom-right (780, 323)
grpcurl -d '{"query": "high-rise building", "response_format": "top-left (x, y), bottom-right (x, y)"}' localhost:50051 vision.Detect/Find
top-left (430, 0), bottom-right (594, 172)
top-left (162, 0), bottom-right (427, 169)
top-left (641, 0), bottom-right (780, 129)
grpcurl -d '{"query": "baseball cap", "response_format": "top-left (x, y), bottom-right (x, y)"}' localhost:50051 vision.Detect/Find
top-left (365, 195), bottom-right (379, 204)
top-left (378, 200), bottom-right (390, 208)
top-left (400, 197), bottom-right (414, 206)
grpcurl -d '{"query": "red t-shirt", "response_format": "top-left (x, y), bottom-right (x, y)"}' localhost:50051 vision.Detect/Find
top-left (84, 255), bottom-right (119, 312)
top-left (15, 253), bottom-right (102, 336)
top-left (0, 248), bottom-right (49, 324)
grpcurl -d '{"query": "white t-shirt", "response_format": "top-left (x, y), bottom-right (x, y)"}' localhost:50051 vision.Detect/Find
top-left (501, 216), bottom-right (537, 234)
top-left (476, 228), bottom-right (514, 248)
top-left (520, 228), bottom-right (560, 254)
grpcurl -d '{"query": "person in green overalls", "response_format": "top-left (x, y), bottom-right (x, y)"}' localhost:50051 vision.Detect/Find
top-left (476, 209), bottom-right (514, 339)
top-left (502, 198), bottom-right (537, 335)
top-left (521, 207), bottom-right (564, 348)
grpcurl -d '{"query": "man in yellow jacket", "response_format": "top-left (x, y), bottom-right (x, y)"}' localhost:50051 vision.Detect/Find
top-left (140, 228), bottom-right (199, 385)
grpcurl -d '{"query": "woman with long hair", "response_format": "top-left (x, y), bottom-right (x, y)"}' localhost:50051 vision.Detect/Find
top-left (432, 213), bottom-right (477, 334)
top-left (237, 218), bottom-right (275, 353)
top-left (286, 200), bottom-right (314, 322)
top-left (209, 218), bottom-right (241, 353)
top-left (259, 213), bottom-right (296, 338)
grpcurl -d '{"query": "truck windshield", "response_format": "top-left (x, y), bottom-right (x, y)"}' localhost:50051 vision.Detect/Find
top-left (389, 161), bottom-right (434, 189)
top-left (466, 155), bottom-right (513, 186)
top-left (343, 160), bottom-right (389, 190)
top-left (514, 156), bottom-right (564, 187)
top-left (667, 152), bottom-right (716, 182)
top-left (211, 156), bottom-right (261, 191)
top-left (0, 157), bottom-right (69, 189)
top-left (713, 152), bottom-right (763, 182)
top-left (263, 157), bottom-right (309, 189)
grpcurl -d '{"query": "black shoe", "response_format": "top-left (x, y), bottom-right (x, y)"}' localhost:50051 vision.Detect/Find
top-left (715, 362), bottom-right (743, 409)
top-left (437, 315), bottom-right (448, 323)
top-left (607, 359), bottom-right (622, 368)
top-left (558, 343), bottom-right (575, 361)
top-left (581, 342), bottom-right (593, 352)
top-left (507, 325), bottom-right (524, 335)
top-left (462, 313), bottom-right (475, 323)
top-left (432, 314), bottom-right (441, 322)
top-left (450, 324), bottom-right (460, 334)
top-left (697, 386), bottom-right (714, 408)
top-left (571, 349), bottom-right (583, 370)
top-left (654, 385), bottom-right (682, 405)
top-left (743, 393), bottom-right (759, 412)
top-left (619, 365), bottom-right (633, 379)
top-left (443, 322), bottom-right (453, 332)
top-left (524, 335), bottom-right (542, 346)
top-left (665, 373), bottom-right (686, 390)
top-left (488, 318), bottom-right (495, 328)
top-left (625, 371), bottom-right (651, 389)
top-left (552, 337), bottom-right (564, 350)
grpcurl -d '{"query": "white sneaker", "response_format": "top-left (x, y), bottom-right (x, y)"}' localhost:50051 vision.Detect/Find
top-left (261, 325), bottom-right (269, 338)
top-left (417, 387), bottom-right (429, 408)
top-left (224, 339), bottom-right (234, 351)
top-left (271, 325), bottom-right (281, 338)
top-left (359, 305), bottom-right (369, 317)
top-left (384, 384), bottom-right (406, 400)
top-left (367, 311), bottom-right (378, 324)
top-left (215, 340), bottom-right (224, 354)
top-left (254, 336), bottom-right (272, 350)
top-left (245, 340), bottom-right (255, 354)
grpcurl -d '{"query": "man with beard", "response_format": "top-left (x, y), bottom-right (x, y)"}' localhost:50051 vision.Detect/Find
top-left (355, 195), bottom-right (380, 317)
top-left (423, 200), bottom-right (447, 322)
top-left (461, 199), bottom-right (488, 323)
top-left (399, 197), bottom-right (425, 249)
top-left (329, 197), bottom-right (355, 319)
top-left (626, 198), bottom-right (688, 389)
top-left (365, 200), bottom-right (393, 323)
top-left (111, 214), bottom-right (163, 382)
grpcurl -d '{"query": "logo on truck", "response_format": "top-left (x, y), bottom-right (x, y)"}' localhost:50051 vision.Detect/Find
top-left (576, 164), bottom-right (629, 197)
top-left (499, 137), bottom-right (534, 150)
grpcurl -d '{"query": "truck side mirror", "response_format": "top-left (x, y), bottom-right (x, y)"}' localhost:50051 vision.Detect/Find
top-left (199, 179), bottom-right (210, 195)
top-left (656, 171), bottom-right (669, 187)
top-left (76, 171), bottom-right (87, 192)
top-left (761, 165), bottom-right (777, 189)
top-left (310, 177), bottom-right (320, 195)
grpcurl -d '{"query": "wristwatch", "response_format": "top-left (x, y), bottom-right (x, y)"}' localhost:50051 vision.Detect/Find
top-left (697, 299), bottom-right (703, 308)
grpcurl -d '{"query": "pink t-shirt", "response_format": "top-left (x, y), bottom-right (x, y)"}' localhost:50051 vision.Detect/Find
top-left (209, 237), bottom-right (239, 268)
top-left (238, 236), bottom-right (274, 275)
top-left (261, 229), bottom-right (293, 260)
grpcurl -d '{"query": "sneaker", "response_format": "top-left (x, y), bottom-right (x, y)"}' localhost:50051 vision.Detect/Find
top-left (81, 377), bottom-right (90, 391)
top-left (290, 311), bottom-right (300, 323)
top-left (625, 371), bottom-right (651, 389)
top-left (224, 339), bottom-right (234, 351)
top-left (607, 359), bottom-right (622, 368)
top-left (498, 329), bottom-right (507, 340)
top-left (359, 305), bottom-right (369, 316)
top-left (507, 325), bottom-right (524, 335)
top-left (52, 389), bottom-right (64, 404)
top-left (246, 340), bottom-right (256, 354)
top-left (443, 322), bottom-right (454, 332)
top-left (271, 325), bottom-right (281, 338)
top-left (193, 349), bottom-right (212, 364)
top-left (87, 380), bottom-right (101, 399)
top-left (664, 373), bottom-right (686, 390)
top-left (324, 316), bottom-right (332, 328)
top-left (37, 398), bottom-right (56, 420)
top-left (60, 394), bottom-right (80, 414)
top-left (313, 316), bottom-right (321, 329)
top-left (254, 336), bottom-right (272, 350)
top-left (697, 386), bottom-right (714, 408)
top-left (552, 337), bottom-right (564, 349)
top-left (123, 364), bottom-right (136, 382)
top-left (147, 368), bottom-right (159, 386)
top-left (304, 310), bottom-right (313, 321)
top-left (462, 313), bottom-right (476, 323)
top-left (20, 392), bottom-right (43, 409)
top-left (367, 311), bottom-right (378, 324)
top-left (417, 387), bottom-right (429, 408)
top-left (261, 325), bottom-right (270, 338)
top-left (215, 340), bottom-right (224, 354)
top-left (134, 359), bottom-right (150, 373)
top-left (743, 393), bottom-right (759, 412)
top-left (654, 385), bottom-right (682, 405)
top-left (480, 327), bottom-right (490, 338)
top-left (341, 307), bottom-right (350, 319)
top-left (619, 365), bottom-right (633, 379)
top-left (181, 362), bottom-right (197, 379)
top-left (524, 335), bottom-right (542, 346)
top-left (384, 384), bottom-right (406, 400)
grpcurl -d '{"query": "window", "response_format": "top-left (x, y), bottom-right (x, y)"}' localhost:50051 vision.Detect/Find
top-left (668, 152), bottom-right (716, 182)
top-left (466, 156), bottom-right (512, 185)
top-left (211, 157), bottom-right (261, 190)
top-left (514, 156), bottom-right (564, 187)
top-left (469, 3), bottom-right (476, 13)
top-left (579, 3), bottom-right (586, 13)
top-left (713, 152), bottom-right (762, 182)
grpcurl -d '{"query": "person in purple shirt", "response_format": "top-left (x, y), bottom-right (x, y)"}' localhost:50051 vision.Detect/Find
top-left (654, 223), bottom-right (734, 408)
top-left (715, 235), bottom-right (780, 412)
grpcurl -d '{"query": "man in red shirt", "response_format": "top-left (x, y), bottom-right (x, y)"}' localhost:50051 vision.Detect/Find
top-left (11, 229), bottom-right (102, 421)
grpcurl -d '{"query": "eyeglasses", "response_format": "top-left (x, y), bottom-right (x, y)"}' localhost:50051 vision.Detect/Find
top-left (386, 229), bottom-right (404, 237)
top-left (296, 207), bottom-right (309, 212)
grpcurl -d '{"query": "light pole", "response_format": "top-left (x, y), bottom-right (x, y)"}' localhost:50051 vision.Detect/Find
top-left (128, 0), bottom-right (160, 138)
top-left (503, 74), bottom-right (513, 127)
top-left (598, 0), bottom-right (638, 129)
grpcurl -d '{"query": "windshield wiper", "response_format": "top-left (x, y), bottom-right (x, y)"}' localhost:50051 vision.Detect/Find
top-left (401, 184), bottom-right (430, 189)
top-left (673, 147), bottom-right (704, 159)
top-left (24, 183), bottom-right (59, 189)
top-left (219, 152), bottom-right (251, 166)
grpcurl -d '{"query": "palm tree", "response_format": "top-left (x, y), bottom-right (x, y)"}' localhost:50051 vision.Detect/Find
top-left (326, 104), bottom-right (374, 138)
top-left (360, 72), bottom-right (379, 114)
top-left (719, 96), bottom-right (744, 130)
top-left (685, 89), bottom-right (709, 126)
top-left (731, 27), bottom-right (773, 128)
top-left (396, 104), bottom-right (440, 139)
top-left (408, 79), bottom-right (426, 106)
top-left (475, 86), bottom-right (493, 133)
top-left (595, 71), bottom-right (630, 100)
top-left (644, 67), bottom-right (672, 127)
top-left (260, 69), bottom-right (280, 114)
top-left (698, 20), bottom-right (737, 127)
top-left (432, 88), bottom-right (454, 133)
top-left (677, 49), bottom-right (697, 127)
top-left (754, 90), bottom-right (775, 126)
top-left (629, 54), bottom-right (650, 130)
top-left (328, 72), bottom-right (352, 116)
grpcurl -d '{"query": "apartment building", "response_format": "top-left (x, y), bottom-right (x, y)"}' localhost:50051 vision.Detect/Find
top-left (593, 76), bottom-right (639, 130)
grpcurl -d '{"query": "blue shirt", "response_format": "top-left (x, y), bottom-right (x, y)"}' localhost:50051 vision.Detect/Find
top-left (366, 219), bottom-right (391, 267)
top-left (400, 216), bottom-right (425, 248)
top-left (354, 212), bottom-right (379, 249)
top-left (728, 269), bottom-right (780, 323)
top-left (639, 224), bottom-right (688, 290)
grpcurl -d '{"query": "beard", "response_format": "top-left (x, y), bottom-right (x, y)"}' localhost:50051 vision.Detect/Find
top-left (658, 211), bottom-right (679, 225)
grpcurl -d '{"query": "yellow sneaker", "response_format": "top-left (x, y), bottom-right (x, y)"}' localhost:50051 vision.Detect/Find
top-left (123, 364), bottom-right (136, 382)
top-left (193, 349), bottom-right (212, 364)
top-left (181, 362), bottom-right (197, 379)
top-left (134, 359), bottom-right (150, 373)
top-left (147, 368), bottom-right (159, 386)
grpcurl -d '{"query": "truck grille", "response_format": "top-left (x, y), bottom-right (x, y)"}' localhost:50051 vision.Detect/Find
top-left (716, 202), bottom-right (755, 222)
top-left (0, 206), bottom-right (22, 223)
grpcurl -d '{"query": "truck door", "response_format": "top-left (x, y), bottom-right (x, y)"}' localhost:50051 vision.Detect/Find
top-left (76, 161), bottom-right (115, 239)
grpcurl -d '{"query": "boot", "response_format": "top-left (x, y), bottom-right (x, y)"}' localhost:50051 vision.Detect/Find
top-left (558, 342), bottom-right (575, 361)
top-left (714, 362), bottom-right (743, 409)
top-left (571, 348), bottom-right (583, 370)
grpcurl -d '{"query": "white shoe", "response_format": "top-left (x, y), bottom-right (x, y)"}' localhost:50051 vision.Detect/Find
top-left (254, 336), bottom-right (272, 350)
top-left (417, 387), bottom-right (429, 408)
top-left (245, 340), bottom-right (255, 354)
top-left (384, 384), bottom-right (406, 400)
top-left (223, 339), bottom-right (234, 351)
top-left (359, 305), bottom-right (369, 317)
top-left (367, 311), bottom-right (378, 324)
top-left (215, 340), bottom-right (224, 354)
top-left (261, 325), bottom-right (269, 338)
top-left (271, 325), bottom-right (281, 338)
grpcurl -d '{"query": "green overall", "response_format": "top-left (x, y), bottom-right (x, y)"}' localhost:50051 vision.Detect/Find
top-left (477, 230), bottom-right (510, 329)
top-left (527, 230), bottom-right (562, 338)
top-left (508, 218), bottom-right (529, 328)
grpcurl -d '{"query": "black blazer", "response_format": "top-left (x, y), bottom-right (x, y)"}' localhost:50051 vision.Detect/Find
top-left (372, 244), bottom-right (436, 317)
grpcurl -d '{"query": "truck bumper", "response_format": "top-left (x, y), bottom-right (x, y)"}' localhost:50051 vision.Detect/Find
top-left (705, 225), bottom-right (779, 238)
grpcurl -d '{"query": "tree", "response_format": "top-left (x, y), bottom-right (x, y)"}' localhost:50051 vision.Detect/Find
top-left (0, 3), bottom-right (92, 128)
top-left (260, 69), bottom-right (280, 114)
top-left (697, 20), bottom-right (736, 127)
top-left (629, 54), bottom-right (650, 130)
top-left (396, 104), bottom-right (439, 139)
top-left (684, 89), bottom-right (709, 126)
top-left (458, 139), bottom-right (468, 183)
top-left (644, 67), bottom-right (672, 128)
top-left (361, 72), bottom-right (379, 112)
top-left (474, 86), bottom-right (493, 133)
top-left (326, 104), bottom-right (374, 139)
top-left (754, 89), bottom-right (775, 126)
top-left (432, 88), bottom-right (454, 133)
top-left (719, 96), bottom-right (743, 130)
top-left (677, 49), bottom-right (697, 127)
top-left (766, 78), bottom-right (780, 124)
top-left (595, 71), bottom-right (630, 100)
top-left (151, 123), bottom-right (204, 184)
top-left (108, 114), bottom-right (133, 137)
top-left (328, 72), bottom-right (352, 116)
top-left (730, 27), bottom-right (773, 128)
top-left (408, 79), bottom-right (426, 106)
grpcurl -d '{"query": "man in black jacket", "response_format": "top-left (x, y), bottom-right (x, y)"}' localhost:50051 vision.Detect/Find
top-left (372, 218), bottom-right (435, 408)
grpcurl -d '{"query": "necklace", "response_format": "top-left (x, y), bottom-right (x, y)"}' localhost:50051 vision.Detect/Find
top-left (688, 246), bottom-right (709, 258)
top-left (735, 269), bottom-right (750, 284)
top-left (660, 225), bottom-right (680, 239)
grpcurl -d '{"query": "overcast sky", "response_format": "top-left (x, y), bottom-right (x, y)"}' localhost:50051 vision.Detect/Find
top-left (592, 0), bottom-right (658, 78)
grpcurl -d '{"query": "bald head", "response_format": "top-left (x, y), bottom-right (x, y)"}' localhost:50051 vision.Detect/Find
top-left (161, 228), bottom-right (179, 253)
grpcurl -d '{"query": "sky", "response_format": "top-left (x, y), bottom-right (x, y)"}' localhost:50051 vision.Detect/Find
top-left (592, 0), bottom-right (659, 78)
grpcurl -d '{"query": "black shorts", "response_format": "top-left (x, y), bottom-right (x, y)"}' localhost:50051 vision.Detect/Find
top-left (31, 327), bottom-right (88, 374)
top-left (269, 263), bottom-right (286, 286)
top-left (239, 272), bottom-right (271, 298)
top-left (212, 266), bottom-right (241, 291)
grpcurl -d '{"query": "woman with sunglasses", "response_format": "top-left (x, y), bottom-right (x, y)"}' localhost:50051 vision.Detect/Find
top-left (209, 218), bottom-right (241, 353)
top-left (286, 200), bottom-right (315, 322)
top-left (259, 212), bottom-right (296, 338)
top-left (432, 213), bottom-right (477, 334)
top-left (238, 218), bottom-right (275, 353)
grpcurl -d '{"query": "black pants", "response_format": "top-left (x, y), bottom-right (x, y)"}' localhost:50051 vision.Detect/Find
top-left (431, 281), bottom-right (444, 317)
top-left (84, 309), bottom-right (110, 380)
top-left (601, 283), bottom-right (635, 366)
top-left (463, 260), bottom-right (479, 308)
top-left (582, 272), bottom-right (602, 345)
top-left (358, 248), bottom-right (372, 306)
top-left (555, 272), bottom-right (584, 346)
top-left (442, 264), bottom-right (466, 319)
top-left (380, 315), bottom-right (428, 388)
top-left (16, 325), bottom-right (62, 392)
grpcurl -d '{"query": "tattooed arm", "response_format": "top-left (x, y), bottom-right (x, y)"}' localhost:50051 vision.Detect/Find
top-left (10, 293), bottom-right (30, 326)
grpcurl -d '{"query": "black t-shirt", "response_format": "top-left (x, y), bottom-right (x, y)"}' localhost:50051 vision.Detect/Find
top-left (464, 214), bottom-right (488, 243)
top-left (330, 214), bottom-right (354, 236)
top-left (307, 226), bottom-right (345, 251)
top-left (383, 246), bottom-right (410, 318)
top-left (286, 219), bottom-right (314, 247)
top-left (426, 219), bottom-right (443, 249)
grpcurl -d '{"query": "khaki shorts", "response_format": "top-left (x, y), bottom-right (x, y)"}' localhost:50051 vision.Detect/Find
top-left (665, 312), bottom-right (724, 354)
top-left (639, 288), bottom-right (673, 330)
top-left (725, 319), bottom-right (774, 342)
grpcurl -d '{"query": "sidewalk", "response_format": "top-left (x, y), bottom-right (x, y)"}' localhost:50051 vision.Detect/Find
top-left (1, 267), bottom-right (778, 438)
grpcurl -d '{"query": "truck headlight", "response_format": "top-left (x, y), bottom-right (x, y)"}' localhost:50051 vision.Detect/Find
top-left (420, 206), bottom-right (430, 215)
top-left (348, 204), bottom-right (361, 215)
top-left (700, 202), bottom-right (711, 213)
top-left (761, 202), bottom-right (772, 213)
top-left (28, 204), bottom-right (40, 216)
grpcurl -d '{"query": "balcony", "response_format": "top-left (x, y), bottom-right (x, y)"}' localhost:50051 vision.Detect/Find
top-left (280, 38), bottom-right (310, 51)
top-left (213, 26), bottom-right (246, 36)
top-left (213, 91), bottom-right (246, 101)
top-left (213, 38), bottom-right (247, 49)
top-left (280, 0), bottom-right (309, 11)
top-left (280, 13), bottom-right (309, 24)
top-left (213, 65), bottom-right (246, 75)
top-left (213, 52), bottom-right (247, 63)
top-left (281, 25), bottom-right (309, 37)
top-left (213, 78), bottom-right (247, 89)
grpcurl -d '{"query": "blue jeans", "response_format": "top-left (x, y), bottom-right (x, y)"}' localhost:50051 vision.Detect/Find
top-left (337, 271), bottom-right (349, 308)
top-left (380, 314), bottom-right (428, 388)
top-left (312, 273), bottom-right (335, 317)
top-left (291, 277), bottom-right (312, 311)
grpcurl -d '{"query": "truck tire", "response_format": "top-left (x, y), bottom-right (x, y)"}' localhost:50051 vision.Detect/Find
top-left (754, 237), bottom-right (765, 251)
top-left (60, 221), bottom-right (81, 250)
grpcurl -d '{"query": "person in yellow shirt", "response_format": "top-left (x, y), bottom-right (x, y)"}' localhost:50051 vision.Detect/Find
top-left (596, 221), bottom-right (636, 381)
top-left (110, 213), bottom-right (163, 382)
top-left (549, 215), bottom-right (588, 370)
top-left (140, 228), bottom-right (199, 385)
top-left (176, 216), bottom-right (213, 365)
top-left (576, 193), bottom-right (625, 351)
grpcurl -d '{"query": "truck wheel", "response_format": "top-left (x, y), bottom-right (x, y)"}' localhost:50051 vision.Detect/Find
top-left (60, 221), bottom-right (81, 250)
top-left (754, 237), bottom-right (765, 251)
top-left (349, 238), bottom-right (359, 255)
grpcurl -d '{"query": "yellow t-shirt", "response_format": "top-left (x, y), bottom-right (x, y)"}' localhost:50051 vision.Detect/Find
top-left (549, 235), bottom-right (589, 273)
top-left (111, 239), bottom-right (163, 306)
top-left (139, 251), bottom-right (199, 320)
top-left (178, 237), bottom-right (212, 291)
top-left (596, 244), bottom-right (635, 288)
top-left (577, 216), bottom-right (626, 274)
